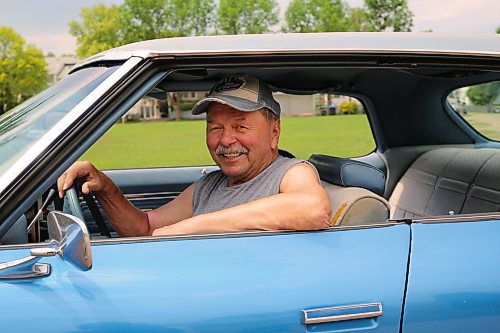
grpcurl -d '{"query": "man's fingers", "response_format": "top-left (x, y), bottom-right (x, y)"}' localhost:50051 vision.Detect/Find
top-left (57, 172), bottom-right (75, 198)
top-left (57, 161), bottom-right (93, 198)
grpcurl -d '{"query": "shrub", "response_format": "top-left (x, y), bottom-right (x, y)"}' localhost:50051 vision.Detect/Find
top-left (339, 101), bottom-right (358, 115)
top-left (180, 101), bottom-right (197, 111)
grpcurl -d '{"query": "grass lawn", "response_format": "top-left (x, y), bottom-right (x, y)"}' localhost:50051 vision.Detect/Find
top-left (461, 112), bottom-right (500, 141)
top-left (83, 114), bottom-right (375, 169)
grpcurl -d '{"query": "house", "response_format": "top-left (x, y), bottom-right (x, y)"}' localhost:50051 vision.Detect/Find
top-left (45, 55), bottom-right (78, 83)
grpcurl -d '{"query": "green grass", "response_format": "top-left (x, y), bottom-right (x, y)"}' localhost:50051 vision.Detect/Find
top-left (83, 114), bottom-right (375, 169)
top-left (461, 112), bottom-right (500, 141)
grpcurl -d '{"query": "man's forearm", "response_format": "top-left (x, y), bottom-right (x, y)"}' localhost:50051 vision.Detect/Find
top-left (94, 173), bottom-right (151, 237)
top-left (152, 191), bottom-right (332, 236)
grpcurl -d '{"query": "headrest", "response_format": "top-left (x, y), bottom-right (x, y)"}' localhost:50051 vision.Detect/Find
top-left (309, 154), bottom-right (386, 196)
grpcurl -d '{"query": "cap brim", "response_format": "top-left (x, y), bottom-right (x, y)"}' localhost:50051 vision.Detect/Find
top-left (191, 95), bottom-right (266, 115)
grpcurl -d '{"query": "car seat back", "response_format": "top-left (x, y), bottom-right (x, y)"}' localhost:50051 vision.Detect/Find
top-left (309, 154), bottom-right (390, 226)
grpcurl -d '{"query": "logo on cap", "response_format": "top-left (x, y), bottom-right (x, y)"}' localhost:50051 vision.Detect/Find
top-left (213, 75), bottom-right (246, 93)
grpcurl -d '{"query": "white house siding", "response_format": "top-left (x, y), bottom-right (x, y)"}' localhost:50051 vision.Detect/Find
top-left (274, 93), bottom-right (315, 116)
top-left (125, 97), bottom-right (162, 121)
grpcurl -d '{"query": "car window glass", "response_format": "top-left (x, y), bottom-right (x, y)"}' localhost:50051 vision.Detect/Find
top-left (84, 91), bottom-right (375, 169)
top-left (0, 66), bottom-right (119, 175)
top-left (447, 81), bottom-right (500, 141)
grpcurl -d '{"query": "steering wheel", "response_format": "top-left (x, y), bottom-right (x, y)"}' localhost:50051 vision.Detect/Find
top-left (64, 183), bottom-right (111, 238)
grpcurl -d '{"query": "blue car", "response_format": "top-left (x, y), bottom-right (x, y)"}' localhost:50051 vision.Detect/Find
top-left (0, 32), bottom-right (500, 332)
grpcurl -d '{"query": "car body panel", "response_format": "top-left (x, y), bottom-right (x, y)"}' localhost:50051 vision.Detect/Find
top-left (403, 219), bottom-right (500, 332)
top-left (0, 224), bottom-right (409, 332)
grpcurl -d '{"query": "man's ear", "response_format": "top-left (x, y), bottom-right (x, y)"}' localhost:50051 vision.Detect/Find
top-left (271, 119), bottom-right (280, 149)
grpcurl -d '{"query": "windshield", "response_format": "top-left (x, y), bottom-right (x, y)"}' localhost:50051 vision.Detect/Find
top-left (0, 66), bottom-right (119, 175)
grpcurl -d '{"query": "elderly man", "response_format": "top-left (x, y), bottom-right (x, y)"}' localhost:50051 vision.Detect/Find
top-left (58, 74), bottom-right (331, 236)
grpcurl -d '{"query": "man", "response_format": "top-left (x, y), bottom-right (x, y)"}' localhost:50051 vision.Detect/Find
top-left (58, 74), bottom-right (332, 236)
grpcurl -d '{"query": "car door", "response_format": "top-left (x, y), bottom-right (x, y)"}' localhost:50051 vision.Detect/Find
top-left (403, 217), bottom-right (500, 332)
top-left (0, 223), bottom-right (409, 332)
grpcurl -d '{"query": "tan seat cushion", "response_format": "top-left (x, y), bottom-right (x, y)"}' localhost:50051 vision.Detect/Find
top-left (323, 182), bottom-right (390, 226)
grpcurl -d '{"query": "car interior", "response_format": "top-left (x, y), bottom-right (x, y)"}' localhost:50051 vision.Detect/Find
top-left (2, 57), bottom-right (500, 245)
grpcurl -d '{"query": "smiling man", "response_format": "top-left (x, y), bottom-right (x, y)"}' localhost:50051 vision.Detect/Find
top-left (58, 74), bottom-right (331, 237)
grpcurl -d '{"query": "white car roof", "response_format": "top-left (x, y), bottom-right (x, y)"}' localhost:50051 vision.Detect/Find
top-left (75, 32), bottom-right (500, 70)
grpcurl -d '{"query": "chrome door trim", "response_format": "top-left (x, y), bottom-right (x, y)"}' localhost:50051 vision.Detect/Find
top-left (301, 303), bottom-right (383, 325)
top-left (0, 56), bottom-right (144, 194)
top-left (0, 255), bottom-right (51, 279)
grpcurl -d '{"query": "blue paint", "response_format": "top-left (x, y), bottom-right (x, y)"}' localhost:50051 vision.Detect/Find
top-left (0, 224), bottom-right (409, 332)
top-left (403, 220), bottom-right (500, 333)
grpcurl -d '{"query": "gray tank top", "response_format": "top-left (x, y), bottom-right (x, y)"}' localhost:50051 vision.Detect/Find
top-left (192, 156), bottom-right (303, 216)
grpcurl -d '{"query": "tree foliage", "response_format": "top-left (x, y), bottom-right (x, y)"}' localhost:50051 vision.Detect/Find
top-left (68, 4), bottom-right (122, 59)
top-left (0, 27), bottom-right (48, 114)
top-left (364, 0), bottom-right (413, 32)
top-left (284, 0), bottom-right (349, 33)
top-left (347, 7), bottom-right (371, 32)
top-left (70, 0), bottom-right (216, 58)
top-left (467, 82), bottom-right (500, 111)
top-left (218, 0), bottom-right (279, 34)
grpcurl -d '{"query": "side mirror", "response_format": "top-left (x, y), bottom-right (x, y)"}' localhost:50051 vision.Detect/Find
top-left (0, 211), bottom-right (92, 280)
top-left (32, 211), bottom-right (93, 271)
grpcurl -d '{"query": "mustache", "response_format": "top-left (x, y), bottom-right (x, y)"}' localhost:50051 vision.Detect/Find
top-left (215, 144), bottom-right (249, 155)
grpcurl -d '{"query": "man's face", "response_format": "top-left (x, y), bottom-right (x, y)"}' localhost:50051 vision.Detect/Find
top-left (206, 103), bottom-right (280, 186)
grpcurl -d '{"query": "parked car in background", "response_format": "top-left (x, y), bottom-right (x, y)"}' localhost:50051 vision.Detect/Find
top-left (1, 32), bottom-right (500, 332)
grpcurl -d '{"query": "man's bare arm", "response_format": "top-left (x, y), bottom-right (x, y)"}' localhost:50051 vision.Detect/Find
top-left (152, 163), bottom-right (332, 236)
top-left (57, 161), bottom-right (193, 237)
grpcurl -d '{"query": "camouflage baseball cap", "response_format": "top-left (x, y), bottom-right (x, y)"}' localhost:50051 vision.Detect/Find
top-left (191, 74), bottom-right (281, 118)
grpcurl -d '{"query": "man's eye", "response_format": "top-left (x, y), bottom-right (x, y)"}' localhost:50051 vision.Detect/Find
top-left (237, 125), bottom-right (248, 131)
top-left (208, 127), bottom-right (221, 132)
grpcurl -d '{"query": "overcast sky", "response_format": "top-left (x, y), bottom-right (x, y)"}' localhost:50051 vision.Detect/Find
top-left (0, 0), bottom-right (498, 55)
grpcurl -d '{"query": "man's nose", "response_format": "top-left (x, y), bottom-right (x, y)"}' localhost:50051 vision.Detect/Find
top-left (219, 128), bottom-right (237, 146)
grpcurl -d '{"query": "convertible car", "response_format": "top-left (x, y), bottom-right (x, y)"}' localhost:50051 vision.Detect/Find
top-left (1, 32), bottom-right (500, 332)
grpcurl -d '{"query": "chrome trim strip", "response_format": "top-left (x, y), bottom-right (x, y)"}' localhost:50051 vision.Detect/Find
top-left (0, 255), bottom-right (51, 279)
top-left (0, 56), bottom-right (144, 194)
top-left (88, 222), bottom-right (402, 246)
top-left (301, 303), bottom-right (383, 325)
top-left (124, 192), bottom-right (180, 200)
top-left (415, 212), bottom-right (500, 224)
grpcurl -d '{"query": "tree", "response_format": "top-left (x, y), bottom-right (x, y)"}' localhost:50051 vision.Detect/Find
top-left (283, 0), bottom-right (349, 33)
top-left (218, 0), bottom-right (279, 34)
top-left (497, 26), bottom-right (500, 34)
top-left (68, 4), bottom-right (122, 59)
top-left (467, 82), bottom-right (500, 112)
top-left (347, 7), bottom-right (371, 32)
top-left (120, 0), bottom-right (216, 42)
top-left (69, 0), bottom-right (216, 59)
top-left (364, 0), bottom-right (413, 32)
top-left (0, 27), bottom-right (48, 115)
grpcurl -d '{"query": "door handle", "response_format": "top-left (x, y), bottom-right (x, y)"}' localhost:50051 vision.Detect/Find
top-left (301, 302), bottom-right (383, 325)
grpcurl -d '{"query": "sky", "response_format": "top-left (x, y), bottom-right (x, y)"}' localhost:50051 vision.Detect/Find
top-left (0, 0), bottom-right (498, 56)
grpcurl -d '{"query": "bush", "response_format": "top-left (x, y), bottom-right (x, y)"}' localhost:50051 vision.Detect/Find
top-left (339, 101), bottom-right (358, 115)
top-left (180, 101), bottom-right (197, 111)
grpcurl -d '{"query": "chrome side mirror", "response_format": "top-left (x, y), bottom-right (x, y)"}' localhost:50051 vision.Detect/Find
top-left (33, 211), bottom-right (93, 271)
top-left (0, 211), bottom-right (92, 280)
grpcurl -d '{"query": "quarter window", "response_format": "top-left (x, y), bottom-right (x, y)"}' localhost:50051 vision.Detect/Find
top-left (448, 81), bottom-right (500, 141)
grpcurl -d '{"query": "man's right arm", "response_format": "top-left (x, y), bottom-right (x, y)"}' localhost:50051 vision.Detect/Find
top-left (57, 161), bottom-right (194, 236)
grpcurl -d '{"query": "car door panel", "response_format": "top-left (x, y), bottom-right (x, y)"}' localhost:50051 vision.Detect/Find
top-left (0, 224), bottom-right (409, 332)
top-left (105, 166), bottom-right (218, 210)
top-left (403, 219), bottom-right (500, 332)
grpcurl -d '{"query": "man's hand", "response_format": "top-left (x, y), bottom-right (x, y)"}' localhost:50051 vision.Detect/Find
top-left (57, 161), bottom-right (107, 198)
